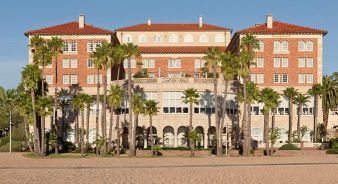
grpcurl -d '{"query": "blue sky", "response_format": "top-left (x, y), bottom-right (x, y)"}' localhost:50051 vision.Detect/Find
top-left (0, 0), bottom-right (337, 89)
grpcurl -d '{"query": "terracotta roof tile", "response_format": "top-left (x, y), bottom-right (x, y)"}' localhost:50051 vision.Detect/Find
top-left (24, 22), bottom-right (113, 36)
top-left (116, 23), bottom-right (231, 32)
top-left (237, 21), bottom-right (327, 35)
top-left (139, 46), bottom-right (226, 53)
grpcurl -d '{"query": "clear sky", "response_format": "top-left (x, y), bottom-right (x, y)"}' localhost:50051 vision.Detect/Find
top-left (0, 0), bottom-right (337, 89)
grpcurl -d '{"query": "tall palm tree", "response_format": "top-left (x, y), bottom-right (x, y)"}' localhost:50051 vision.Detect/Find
top-left (258, 88), bottom-right (280, 156)
top-left (36, 96), bottom-right (54, 155)
top-left (294, 93), bottom-right (310, 141)
top-left (308, 83), bottom-right (322, 142)
top-left (237, 33), bottom-right (259, 156)
top-left (112, 44), bottom-right (126, 82)
top-left (321, 75), bottom-right (337, 129)
top-left (204, 47), bottom-right (222, 156)
top-left (131, 94), bottom-right (145, 156)
top-left (283, 87), bottom-right (299, 143)
top-left (72, 93), bottom-right (88, 156)
top-left (122, 43), bottom-right (141, 157)
top-left (83, 94), bottom-right (94, 148)
top-left (181, 88), bottom-right (200, 157)
top-left (47, 37), bottom-right (64, 153)
top-left (144, 99), bottom-right (159, 156)
top-left (107, 84), bottom-right (124, 153)
top-left (22, 64), bottom-right (42, 156)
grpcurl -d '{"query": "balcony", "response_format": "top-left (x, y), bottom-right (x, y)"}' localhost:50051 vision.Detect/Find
top-left (130, 77), bottom-right (217, 84)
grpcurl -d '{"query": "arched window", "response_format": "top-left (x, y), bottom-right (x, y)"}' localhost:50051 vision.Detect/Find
top-left (306, 41), bottom-right (313, 51)
top-left (183, 34), bottom-right (193, 42)
top-left (214, 34), bottom-right (225, 43)
top-left (138, 34), bottom-right (148, 43)
top-left (122, 35), bottom-right (132, 43)
top-left (154, 34), bottom-right (162, 42)
top-left (199, 34), bottom-right (209, 43)
top-left (169, 34), bottom-right (178, 43)
top-left (298, 41), bottom-right (305, 51)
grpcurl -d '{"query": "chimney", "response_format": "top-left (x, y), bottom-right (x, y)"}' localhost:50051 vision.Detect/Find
top-left (147, 17), bottom-right (151, 26)
top-left (79, 14), bottom-right (85, 29)
top-left (199, 15), bottom-right (203, 28)
top-left (266, 14), bottom-right (273, 29)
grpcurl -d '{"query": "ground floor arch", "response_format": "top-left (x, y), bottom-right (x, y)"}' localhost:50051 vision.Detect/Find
top-left (195, 126), bottom-right (204, 149)
top-left (177, 126), bottom-right (188, 147)
top-left (163, 126), bottom-right (175, 147)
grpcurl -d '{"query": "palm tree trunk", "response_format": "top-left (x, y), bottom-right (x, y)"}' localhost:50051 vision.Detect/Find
top-left (127, 57), bottom-right (134, 156)
top-left (297, 104), bottom-right (302, 141)
top-left (86, 107), bottom-right (90, 149)
top-left (242, 78), bottom-right (250, 156)
top-left (132, 114), bottom-right (138, 156)
top-left (313, 95), bottom-right (318, 142)
top-left (81, 110), bottom-right (85, 156)
top-left (95, 68), bottom-right (100, 156)
top-left (323, 108), bottom-right (329, 131)
top-left (116, 113), bottom-right (120, 156)
top-left (24, 119), bottom-right (33, 153)
top-left (271, 108), bottom-right (276, 153)
top-left (116, 67), bottom-right (120, 83)
top-left (75, 111), bottom-right (79, 144)
top-left (31, 91), bottom-right (40, 156)
top-left (108, 107), bottom-right (114, 151)
top-left (288, 99), bottom-right (293, 143)
top-left (101, 69), bottom-right (107, 153)
top-left (264, 113), bottom-right (270, 156)
top-left (150, 115), bottom-right (153, 156)
top-left (189, 102), bottom-right (195, 157)
top-left (220, 80), bottom-right (229, 152)
top-left (41, 116), bottom-right (45, 155)
top-left (212, 68), bottom-right (221, 157)
top-left (53, 55), bottom-right (59, 154)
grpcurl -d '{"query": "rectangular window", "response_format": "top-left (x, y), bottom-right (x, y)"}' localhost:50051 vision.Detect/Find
top-left (195, 59), bottom-right (201, 68)
top-left (148, 59), bottom-right (155, 68)
top-left (175, 59), bottom-right (181, 68)
top-left (124, 59), bottom-right (136, 68)
top-left (148, 73), bottom-right (155, 78)
top-left (282, 58), bottom-right (288, 67)
top-left (95, 74), bottom-right (102, 84)
top-left (257, 74), bottom-right (264, 84)
top-left (46, 75), bottom-right (53, 84)
top-left (87, 58), bottom-right (93, 68)
top-left (250, 74), bottom-right (256, 83)
top-left (62, 59), bottom-right (69, 68)
top-left (142, 59), bottom-right (148, 68)
top-left (273, 74), bottom-right (280, 83)
top-left (87, 42), bottom-right (94, 52)
top-left (274, 41), bottom-right (280, 52)
top-left (87, 75), bottom-right (94, 84)
top-left (70, 41), bottom-right (77, 52)
top-left (274, 58), bottom-right (280, 67)
top-left (162, 92), bottom-right (189, 114)
top-left (63, 42), bottom-right (68, 52)
top-left (168, 59), bottom-right (181, 68)
top-left (298, 58), bottom-right (305, 67)
top-left (281, 41), bottom-right (288, 52)
top-left (298, 42), bottom-right (305, 52)
top-left (282, 74), bottom-right (288, 83)
top-left (298, 74), bottom-right (305, 83)
top-left (256, 58), bottom-right (264, 67)
top-left (70, 59), bottom-right (77, 68)
top-left (307, 74), bottom-right (314, 83)
top-left (306, 58), bottom-right (313, 67)
top-left (63, 75), bottom-right (69, 84)
top-left (70, 75), bottom-right (77, 84)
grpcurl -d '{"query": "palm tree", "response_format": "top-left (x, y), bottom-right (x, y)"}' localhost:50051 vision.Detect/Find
top-left (47, 37), bottom-right (64, 152)
top-left (321, 75), bottom-right (337, 129)
top-left (258, 88), bottom-right (280, 156)
top-left (73, 93), bottom-right (88, 156)
top-left (83, 94), bottom-right (94, 149)
top-left (237, 33), bottom-right (259, 156)
top-left (131, 94), bottom-right (145, 156)
top-left (283, 87), bottom-right (299, 143)
top-left (294, 93), bottom-right (310, 141)
top-left (204, 47), bottom-right (222, 156)
top-left (181, 88), bottom-right (200, 157)
top-left (122, 43), bottom-right (141, 157)
top-left (308, 84), bottom-right (322, 142)
top-left (107, 84), bottom-right (124, 153)
top-left (36, 96), bottom-right (54, 155)
top-left (112, 44), bottom-right (126, 82)
top-left (144, 99), bottom-right (159, 156)
top-left (22, 64), bottom-right (42, 156)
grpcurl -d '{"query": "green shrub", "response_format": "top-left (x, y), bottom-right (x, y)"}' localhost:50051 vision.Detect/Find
top-left (279, 143), bottom-right (301, 150)
top-left (0, 136), bottom-right (9, 147)
top-left (0, 141), bottom-right (24, 152)
top-left (326, 148), bottom-right (338, 154)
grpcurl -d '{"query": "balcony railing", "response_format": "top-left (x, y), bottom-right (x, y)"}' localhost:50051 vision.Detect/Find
top-left (127, 77), bottom-right (223, 84)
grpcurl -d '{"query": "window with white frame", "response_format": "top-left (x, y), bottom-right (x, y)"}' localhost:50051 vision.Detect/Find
top-left (214, 34), bottom-right (225, 43)
top-left (87, 58), bottom-right (94, 68)
top-left (138, 34), bottom-right (148, 43)
top-left (46, 75), bottom-right (53, 84)
top-left (194, 59), bottom-right (206, 68)
top-left (199, 34), bottom-right (209, 43)
top-left (70, 75), bottom-right (77, 84)
top-left (87, 75), bottom-right (95, 84)
top-left (123, 59), bottom-right (136, 68)
top-left (87, 41), bottom-right (94, 52)
top-left (255, 40), bottom-right (264, 52)
top-left (298, 41), bottom-right (305, 51)
top-left (184, 34), bottom-right (193, 42)
top-left (63, 75), bottom-right (69, 84)
top-left (256, 58), bottom-right (264, 67)
top-left (277, 96), bottom-right (290, 115)
top-left (168, 34), bottom-right (178, 43)
top-left (70, 41), bottom-right (77, 52)
top-left (298, 74), bottom-right (305, 83)
top-left (306, 41), bottom-right (313, 51)
top-left (143, 91), bottom-right (157, 100)
top-left (122, 35), bottom-right (132, 43)
top-left (307, 74), bottom-right (313, 83)
top-left (306, 58), bottom-right (313, 67)
top-left (250, 74), bottom-right (256, 83)
top-left (62, 59), bottom-right (69, 68)
top-left (95, 74), bottom-right (102, 84)
top-left (281, 41), bottom-right (288, 52)
top-left (273, 74), bottom-right (280, 83)
top-left (257, 74), bottom-right (264, 84)
top-left (70, 59), bottom-right (77, 68)
top-left (148, 73), bottom-right (155, 78)
top-left (194, 91), bottom-right (216, 114)
top-left (168, 58), bottom-right (181, 68)
top-left (63, 42), bottom-right (69, 52)
top-left (142, 59), bottom-right (155, 68)
top-left (95, 41), bottom-right (102, 48)
top-left (274, 41), bottom-right (281, 52)
top-left (154, 34), bottom-right (162, 42)
top-left (282, 58), bottom-right (288, 67)
top-left (162, 92), bottom-right (188, 114)
top-left (46, 63), bottom-right (52, 68)
top-left (274, 58), bottom-right (280, 67)
top-left (298, 58), bottom-right (305, 67)
top-left (282, 74), bottom-right (288, 83)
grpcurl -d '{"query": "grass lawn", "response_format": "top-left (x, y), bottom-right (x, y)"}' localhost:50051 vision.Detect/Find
top-left (24, 152), bottom-right (96, 159)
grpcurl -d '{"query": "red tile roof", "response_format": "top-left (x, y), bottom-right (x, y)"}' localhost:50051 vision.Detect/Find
top-left (237, 21), bottom-right (327, 35)
top-left (116, 23), bottom-right (231, 32)
top-left (139, 46), bottom-right (226, 53)
top-left (24, 22), bottom-right (113, 36)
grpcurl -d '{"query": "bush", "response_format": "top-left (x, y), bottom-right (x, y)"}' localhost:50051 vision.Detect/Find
top-left (0, 141), bottom-right (25, 152)
top-left (326, 148), bottom-right (338, 154)
top-left (279, 143), bottom-right (301, 150)
top-left (0, 136), bottom-right (9, 147)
